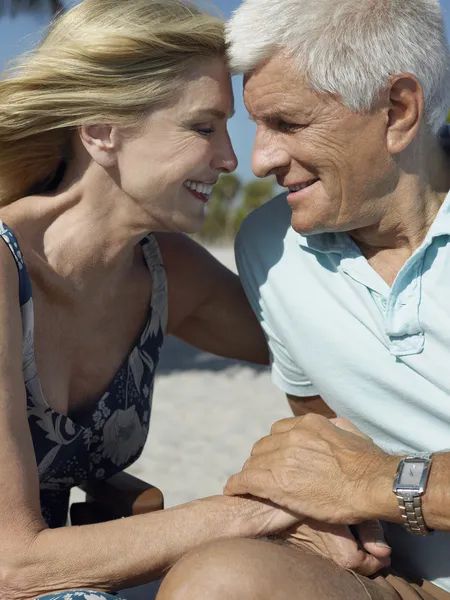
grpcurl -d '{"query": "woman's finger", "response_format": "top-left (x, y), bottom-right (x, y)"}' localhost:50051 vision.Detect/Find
top-left (356, 520), bottom-right (392, 559)
top-left (353, 551), bottom-right (392, 577)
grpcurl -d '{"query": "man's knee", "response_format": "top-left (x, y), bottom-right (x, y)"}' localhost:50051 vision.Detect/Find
top-left (156, 538), bottom-right (346, 600)
top-left (157, 538), bottom-right (286, 600)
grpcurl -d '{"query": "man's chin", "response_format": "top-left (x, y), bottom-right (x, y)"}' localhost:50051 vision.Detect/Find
top-left (290, 217), bottom-right (326, 236)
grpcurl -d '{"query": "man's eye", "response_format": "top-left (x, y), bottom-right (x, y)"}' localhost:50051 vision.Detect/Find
top-left (278, 121), bottom-right (301, 133)
top-left (195, 127), bottom-right (215, 136)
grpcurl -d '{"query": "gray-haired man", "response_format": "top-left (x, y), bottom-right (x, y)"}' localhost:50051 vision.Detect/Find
top-left (157, 1), bottom-right (450, 599)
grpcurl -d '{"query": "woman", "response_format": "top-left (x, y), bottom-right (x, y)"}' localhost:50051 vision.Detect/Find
top-left (0, 1), bottom-right (300, 598)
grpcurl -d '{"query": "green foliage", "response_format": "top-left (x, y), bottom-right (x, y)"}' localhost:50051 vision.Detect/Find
top-left (447, 110), bottom-right (450, 124)
top-left (198, 174), bottom-right (277, 242)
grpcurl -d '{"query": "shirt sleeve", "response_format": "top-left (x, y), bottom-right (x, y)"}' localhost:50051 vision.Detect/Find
top-left (235, 225), bottom-right (319, 398)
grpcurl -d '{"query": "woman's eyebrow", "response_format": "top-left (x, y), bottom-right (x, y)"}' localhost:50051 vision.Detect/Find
top-left (188, 107), bottom-right (236, 120)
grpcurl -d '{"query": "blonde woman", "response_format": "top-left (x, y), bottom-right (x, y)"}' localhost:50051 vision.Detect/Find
top-left (0, 1), bottom-right (301, 598)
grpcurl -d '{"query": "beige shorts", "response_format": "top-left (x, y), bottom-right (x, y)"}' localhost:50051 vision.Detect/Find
top-left (350, 570), bottom-right (450, 600)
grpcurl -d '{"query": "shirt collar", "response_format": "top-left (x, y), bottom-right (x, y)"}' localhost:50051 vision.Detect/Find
top-left (425, 189), bottom-right (450, 241)
top-left (297, 231), bottom-right (354, 255)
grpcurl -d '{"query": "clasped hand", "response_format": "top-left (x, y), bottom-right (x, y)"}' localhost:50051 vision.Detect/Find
top-left (225, 415), bottom-right (394, 575)
top-left (277, 519), bottom-right (391, 576)
top-left (225, 414), bottom-right (390, 524)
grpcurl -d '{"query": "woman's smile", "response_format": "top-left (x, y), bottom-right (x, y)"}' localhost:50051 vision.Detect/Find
top-left (183, 179), bottom-right (216, 203)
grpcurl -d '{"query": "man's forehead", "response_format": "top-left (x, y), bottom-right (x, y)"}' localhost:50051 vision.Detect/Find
top-left (243, 71), bottom-right (320, 120)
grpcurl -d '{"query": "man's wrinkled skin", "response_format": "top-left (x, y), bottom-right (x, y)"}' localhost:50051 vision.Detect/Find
top-left (225, 416), bottom-right (394, 575)
top-left (224, 415), bottom-right (399, 525)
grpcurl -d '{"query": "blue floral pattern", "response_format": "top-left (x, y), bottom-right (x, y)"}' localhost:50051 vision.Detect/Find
top-left (0, 221), bottom-right (167, 528)
top-left (37, 591), bottom-right (123, 600)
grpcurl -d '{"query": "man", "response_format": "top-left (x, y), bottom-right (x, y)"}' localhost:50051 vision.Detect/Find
top-left (156, 1), bottom-right (450, 599)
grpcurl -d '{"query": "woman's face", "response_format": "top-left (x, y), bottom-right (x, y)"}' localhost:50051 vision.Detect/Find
top-left (115, 58), bottom-right (238, 234)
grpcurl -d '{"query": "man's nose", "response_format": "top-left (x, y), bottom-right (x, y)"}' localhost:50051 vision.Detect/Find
top-left (252, 127), bottom-right (289, 178)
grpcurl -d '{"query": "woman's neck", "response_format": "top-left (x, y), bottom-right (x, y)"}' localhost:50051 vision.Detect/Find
top-left (3, 163), bottom-right (161, 294)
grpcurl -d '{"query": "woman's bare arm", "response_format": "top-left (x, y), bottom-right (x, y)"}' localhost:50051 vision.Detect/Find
top-left (155, 233), bottom-right (269, 365)
top-left (0, 242), bottom-right (300, 599)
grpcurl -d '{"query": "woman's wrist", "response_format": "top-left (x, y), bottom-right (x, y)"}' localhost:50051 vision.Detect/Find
top-left (188, 495), bottom-right (257, 540)
top-left (196, 494), bottom-right (300, 540)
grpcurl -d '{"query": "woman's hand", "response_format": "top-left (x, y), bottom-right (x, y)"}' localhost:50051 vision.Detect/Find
top-left (277, 519), bottom-right (391, 576)
top-left (220, 494), bottom-right (303, 539)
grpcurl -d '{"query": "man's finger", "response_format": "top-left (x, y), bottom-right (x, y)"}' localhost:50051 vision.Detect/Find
top-left (224, 468), bottom-right (276, 498)
top-left (330, 418), bottom-right (371, 440)
top-left (250, 432), bottom-right (287, 456)
top-left (243, 454), bottom-right (291, 472)
top-left (270, 417), bottom-right (301, 434)
top-left (271, 413), bottom-right (329, 435)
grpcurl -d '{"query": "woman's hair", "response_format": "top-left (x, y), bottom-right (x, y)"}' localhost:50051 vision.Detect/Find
top-left (227, 0), bottom-right (450, 136)
top-left (0, 0), bottom-right (225, 205)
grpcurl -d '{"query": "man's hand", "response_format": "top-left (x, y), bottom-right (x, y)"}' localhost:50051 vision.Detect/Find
top-left (277, 519), bottom-right (391, 576)
top-left (224, 414), bottom-right (399, 524)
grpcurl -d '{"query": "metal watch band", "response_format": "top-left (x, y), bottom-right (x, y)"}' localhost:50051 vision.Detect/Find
top-left (394, 453), bottom-right (432, 536)
top-left (396, 493), bottom-right (430, 535)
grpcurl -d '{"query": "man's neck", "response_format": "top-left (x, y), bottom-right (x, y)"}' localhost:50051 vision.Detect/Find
top-left (350, 139), bottom-right (450, 257)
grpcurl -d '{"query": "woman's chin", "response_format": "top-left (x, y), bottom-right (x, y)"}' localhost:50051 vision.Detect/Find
top-left (171, 212), bottom-right (206, 235)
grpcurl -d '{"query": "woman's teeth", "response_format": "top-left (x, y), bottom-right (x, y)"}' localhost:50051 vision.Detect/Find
top-left (184, 180), bottom-right (214, 197)
top-left (288, 179), bottom-right (319, 192)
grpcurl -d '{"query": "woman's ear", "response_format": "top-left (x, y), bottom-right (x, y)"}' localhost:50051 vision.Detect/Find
top-left (78, 124), bottom-right (120, 167)
top-left (385, 74), bottom-right (424, 155)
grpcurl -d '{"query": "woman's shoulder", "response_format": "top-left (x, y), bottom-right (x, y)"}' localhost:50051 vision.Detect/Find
top-left (0, 215), bottom-right (33, 307)
top-left (152, 232), bottom-right (221, 272)
top-left (151, 232), bottom-right (238, 324)
top-left (0, 227), bottom-right (21, 294)
top-left (0, 214), bottom-right (24, 266)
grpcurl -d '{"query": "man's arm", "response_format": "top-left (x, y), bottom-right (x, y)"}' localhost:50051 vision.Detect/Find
top-left (287, 394), bottom-right (336, 419)
top-left (225, 414), bottom-right (450, 532)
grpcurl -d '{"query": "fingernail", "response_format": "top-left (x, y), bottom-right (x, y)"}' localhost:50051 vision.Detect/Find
top-left (376, 541), bottom-right (391, 549)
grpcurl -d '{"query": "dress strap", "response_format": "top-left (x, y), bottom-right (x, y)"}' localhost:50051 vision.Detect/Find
top-left (141, 234), bottom-right (168, 334)
top-left (0, 220), bottom-right (32, 305)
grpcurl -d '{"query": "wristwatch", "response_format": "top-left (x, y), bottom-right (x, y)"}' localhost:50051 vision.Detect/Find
top-left (392, 453), bottom-right (433, 535)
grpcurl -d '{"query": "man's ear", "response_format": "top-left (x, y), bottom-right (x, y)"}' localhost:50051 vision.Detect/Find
top-left (385, 74), bottom-right (424, 155)
top-left (78, 124), bottom-right (119, 168)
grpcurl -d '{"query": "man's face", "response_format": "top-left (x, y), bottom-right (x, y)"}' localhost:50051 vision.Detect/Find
top-left (244, 54), bottom-right (398, 235)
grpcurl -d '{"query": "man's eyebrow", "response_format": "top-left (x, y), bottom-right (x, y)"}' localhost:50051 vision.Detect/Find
top-left (248, 111), bottom-right (287, 123)
top-left (189, 108), bottom-right (236, 120)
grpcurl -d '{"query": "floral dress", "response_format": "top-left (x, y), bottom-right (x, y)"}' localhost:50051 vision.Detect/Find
top-left (38, 592), bottom-right (124, 600)
top-left (0, 221), bottom-right (167, 599)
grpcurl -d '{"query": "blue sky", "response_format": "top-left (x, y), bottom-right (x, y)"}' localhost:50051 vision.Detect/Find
top-left (0, 0), bottom-right (450, 182)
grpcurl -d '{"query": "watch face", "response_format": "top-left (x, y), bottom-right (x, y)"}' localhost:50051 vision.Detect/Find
top-left (398, 461), bottom-right (426, 487)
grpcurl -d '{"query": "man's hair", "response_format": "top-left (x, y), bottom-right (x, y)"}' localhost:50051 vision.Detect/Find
top-left (226, 0), bottom-right (450, 135)
top-left (0, 0), bottom-right (225, 206)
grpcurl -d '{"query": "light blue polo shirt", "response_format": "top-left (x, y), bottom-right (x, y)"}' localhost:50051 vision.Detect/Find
top-left (235, 191), bottom-right (450, 591)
